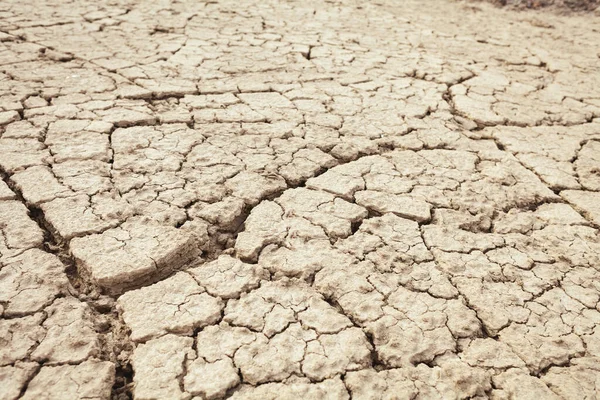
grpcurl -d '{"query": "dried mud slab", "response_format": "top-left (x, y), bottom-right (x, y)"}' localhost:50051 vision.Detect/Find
top-left (1, 0), bottom-right (600, 398)
top-left (20, 360), bottom-right (115, 400)
top-left (70, 218), bottom-right (200, 294)
top-left (0, 249), bottom-right (69, 317)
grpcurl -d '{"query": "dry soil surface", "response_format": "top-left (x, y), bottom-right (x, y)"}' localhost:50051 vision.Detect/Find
top-left (1, 0), bottom-right (600, 399)
top-left (478, 0), bottom-right (599, 12)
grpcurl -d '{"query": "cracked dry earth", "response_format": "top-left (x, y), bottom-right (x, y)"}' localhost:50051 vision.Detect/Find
top-left (1, 1), bottom-right (600, 400)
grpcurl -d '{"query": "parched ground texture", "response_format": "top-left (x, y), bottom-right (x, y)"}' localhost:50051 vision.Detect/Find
top-left (1, 0), bottom-right (600, 399)
top-left (480, 0), bottom-right (599, 12)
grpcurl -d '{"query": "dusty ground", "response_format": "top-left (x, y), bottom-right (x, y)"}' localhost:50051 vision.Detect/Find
top-left (477, 0), bottom-right (599, 12)
top-left (0, 0), bottom-right (600, 399)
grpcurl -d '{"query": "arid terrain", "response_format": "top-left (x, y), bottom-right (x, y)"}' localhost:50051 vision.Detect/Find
top-left (1, 0), bottom-right (600, 399)
top-left (479, 0), bottom-right (598, 12)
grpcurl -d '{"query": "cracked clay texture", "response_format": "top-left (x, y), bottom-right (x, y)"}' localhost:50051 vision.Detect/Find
top-left (0, 0), bottom-right (600, 399)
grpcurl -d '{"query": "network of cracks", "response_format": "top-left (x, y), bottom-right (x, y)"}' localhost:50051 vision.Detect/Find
top-left (1, 0), bottom-right (600, 399)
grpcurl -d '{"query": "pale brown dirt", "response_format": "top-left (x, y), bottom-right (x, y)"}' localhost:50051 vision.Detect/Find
top-left (480, 0), bottom-right (598, 12)
top-left (1, 0), bottom-right (600, 399)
